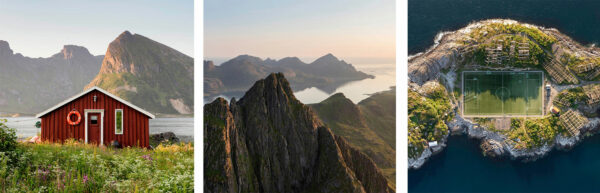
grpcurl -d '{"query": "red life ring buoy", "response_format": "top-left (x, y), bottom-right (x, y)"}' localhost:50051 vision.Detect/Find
top-left (67, 110), bottom-right (81, 125)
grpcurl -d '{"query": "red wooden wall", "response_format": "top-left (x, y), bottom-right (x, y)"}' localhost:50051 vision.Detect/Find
top-left (40, 90), bottom-right (150, 148)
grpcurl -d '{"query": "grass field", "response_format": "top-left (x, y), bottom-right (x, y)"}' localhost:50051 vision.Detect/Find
top-left (463, 71), bottom-right (543, 117)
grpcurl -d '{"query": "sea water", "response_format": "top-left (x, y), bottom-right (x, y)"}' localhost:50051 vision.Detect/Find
top-left (409, 0), bottom-right (600, 55)
top-left (1, 117), bottom-right (194, 142)
top-left (204, 63), bottom-right (396, 105)
top-left (409, 135), bottom-right (600, 192)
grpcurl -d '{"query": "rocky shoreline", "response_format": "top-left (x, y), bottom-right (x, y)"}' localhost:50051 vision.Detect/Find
top-left (408, 19), bottom-right (600, 170)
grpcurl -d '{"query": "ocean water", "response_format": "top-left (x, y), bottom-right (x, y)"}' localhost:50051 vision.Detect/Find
top-left (409, 135), bottom-right (600, 192)
top-left (1, 117), bottom-right (194, 142)
top-left (409, 0), bottom-right (600, 55)
top-left (409, 0), bottom-right (600, 192)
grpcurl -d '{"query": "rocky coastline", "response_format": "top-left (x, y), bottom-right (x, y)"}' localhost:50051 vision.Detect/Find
top-left (408, 19), bottom-right (600, 170)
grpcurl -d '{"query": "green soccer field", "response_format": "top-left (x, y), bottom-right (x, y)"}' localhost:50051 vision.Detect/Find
top-left (463, 71), bottom-right (543, 116)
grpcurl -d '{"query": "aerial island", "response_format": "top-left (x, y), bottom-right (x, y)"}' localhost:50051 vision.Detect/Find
top-left (408, 19), bottom-right (600, 169)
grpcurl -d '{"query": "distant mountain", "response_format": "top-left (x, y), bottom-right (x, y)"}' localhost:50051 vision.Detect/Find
top-left (0, 41), bottom-right (103, 114)
top-left (309, 88), bottom-right (396, 182)
top-left (85, 31), bottom-right (194, 115)
top-left (204, 73), bottom-right (394, 193)
top-left (204, 54), bottom-right (373, 98)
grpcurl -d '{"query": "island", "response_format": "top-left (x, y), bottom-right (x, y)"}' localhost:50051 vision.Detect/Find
top-left (408, 19), bottom-right (600, 169)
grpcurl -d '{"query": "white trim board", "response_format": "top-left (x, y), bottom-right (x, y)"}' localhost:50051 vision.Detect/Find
top-left (35, 86), bottom-right (155, 119)
top-left (84, 109), bottom-right (104, 145)
top-left (115, 109), bottom-right (124, 135)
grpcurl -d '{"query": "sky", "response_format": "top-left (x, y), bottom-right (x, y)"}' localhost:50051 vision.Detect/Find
top-left (0, 0), bottom-right (193, 57)
top-left (204, 0), bottom-right (395, 63)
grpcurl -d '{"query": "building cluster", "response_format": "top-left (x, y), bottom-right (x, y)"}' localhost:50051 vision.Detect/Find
top-left (485, 39), bottom-right (503, 65)
top-left (543, 59), bottom-right (579, 84)
top-left (583, 84), bottom-right (600, 105)
top-left (559, 109), bottom-right (588, 136)
top-left (573, 62), bottom-right (596, 74)
top-left (517, 38), bottom-right (530, 60)
top-left (585, 68), bottom-right (600, 80)
top-left (485, 33), bottom-right (530, 65)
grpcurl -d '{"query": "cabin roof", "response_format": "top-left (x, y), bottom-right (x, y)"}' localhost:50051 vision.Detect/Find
top-left (35, 86), bottom-right (156, 119)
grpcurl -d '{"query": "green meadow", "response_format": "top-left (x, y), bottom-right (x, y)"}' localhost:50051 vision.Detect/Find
top-left (0, 119), bottom-right (193, 193)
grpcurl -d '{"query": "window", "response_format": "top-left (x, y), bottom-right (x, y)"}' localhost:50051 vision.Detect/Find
top-left (115, 109), bottom-right (123, 134)
top-left (91, 116), bottom-right (98, 124)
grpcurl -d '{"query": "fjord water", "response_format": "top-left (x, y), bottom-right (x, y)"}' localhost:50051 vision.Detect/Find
top-left (409, 0), bottom-right (600, 192)
top-left (294, 63), bottom-right (395, 104)
top-left (409, 0), bottom-right (600, 55)
top-left (409, 135), bottom-right (600, 192)
top-left (204, 63), bottom-right (395, 104)
top-left (2, 117), bottom-right (194, 142)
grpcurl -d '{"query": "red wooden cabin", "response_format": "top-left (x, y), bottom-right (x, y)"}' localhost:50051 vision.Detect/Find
top-left (36, 87), bottom-right (155, 148)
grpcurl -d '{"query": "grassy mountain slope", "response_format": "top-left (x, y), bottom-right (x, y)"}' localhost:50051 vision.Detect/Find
top-left (309, 89), bottom-right (396, 183)
top-left (86, 31), bottom-right (193, 115)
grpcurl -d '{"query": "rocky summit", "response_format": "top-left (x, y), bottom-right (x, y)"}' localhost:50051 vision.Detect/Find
top-left (86, 31), bottom-right (194, 115)
top-left (204, 73), bottom-right (393, 193)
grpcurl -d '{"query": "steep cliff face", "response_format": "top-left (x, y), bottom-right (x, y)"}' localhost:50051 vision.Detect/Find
top-left (86, 31), bottom-right (194, 115)
top-left (0, 41), bottom-right (103, 114)
top-left (204, 73), bottom-right (393, 193)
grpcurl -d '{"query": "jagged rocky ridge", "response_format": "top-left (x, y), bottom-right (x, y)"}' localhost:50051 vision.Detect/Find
top-left (86, 31), bottom-right (194, 115)
top-left (204, 73), bottom-right (393, 193)
top-left (204, 54), bottom-right (373, 98)
top-left (408, 19), bottom-right (600, 169)
top-left (0, 41), bottom-right (103, 114)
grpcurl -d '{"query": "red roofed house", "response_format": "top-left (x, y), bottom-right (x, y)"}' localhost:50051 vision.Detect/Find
top-left (36, 87), bottom-right (155, 148)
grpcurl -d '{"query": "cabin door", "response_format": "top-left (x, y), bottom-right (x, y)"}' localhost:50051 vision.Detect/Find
top-left (88, 113), bottom-right (101, 144)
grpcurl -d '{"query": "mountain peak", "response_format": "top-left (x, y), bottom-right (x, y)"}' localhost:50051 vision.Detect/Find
top-left (59, 45), bottom-right (92, 59)
top-left (329, 92), bottom-right (348, 99)
top-left (312, 53), bottom-right (342, 65)
top-left (238, 72), bottom-right (299, 108)
top-left (0, 40), bottom-right (14, 57)
top-left (222, 54), bottom-right (265, 68)
top-left (116, 30), bottom-right (134, 40)
top-left (278, 56), bottom-right (304, 65)
top-left (310, 92), bottom-right (366, 129)
top-left (231, 54), bottom-right (262, 61)
top-left (87, 31), bottom-right (194, 114)
top-left (321, 53), bottom-right (338, 59)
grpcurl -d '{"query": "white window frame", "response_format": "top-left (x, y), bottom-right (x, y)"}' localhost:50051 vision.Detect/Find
top-left (84, 109), bottom-right (104, 145)
top-left (115, 109), bottom-right (124, 135)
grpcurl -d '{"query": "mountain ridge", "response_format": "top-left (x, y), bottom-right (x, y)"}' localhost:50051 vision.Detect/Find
top-left (204, 54), bottom-right (374, 99)
top-left (204, 73), bottom-right (393, 193)
top-left (309, 88), bottom-right (396, 182)
top-left (0, 40), bottom-right (103, 114)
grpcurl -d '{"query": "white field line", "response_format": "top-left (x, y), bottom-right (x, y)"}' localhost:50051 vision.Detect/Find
top-left (462, 71), bottom-right (545, 117)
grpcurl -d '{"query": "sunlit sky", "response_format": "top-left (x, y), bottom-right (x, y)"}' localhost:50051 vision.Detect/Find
top-left (204, 0), bottom-right (395, 63)
top-left (0, 0), bottom-right (193, 58)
